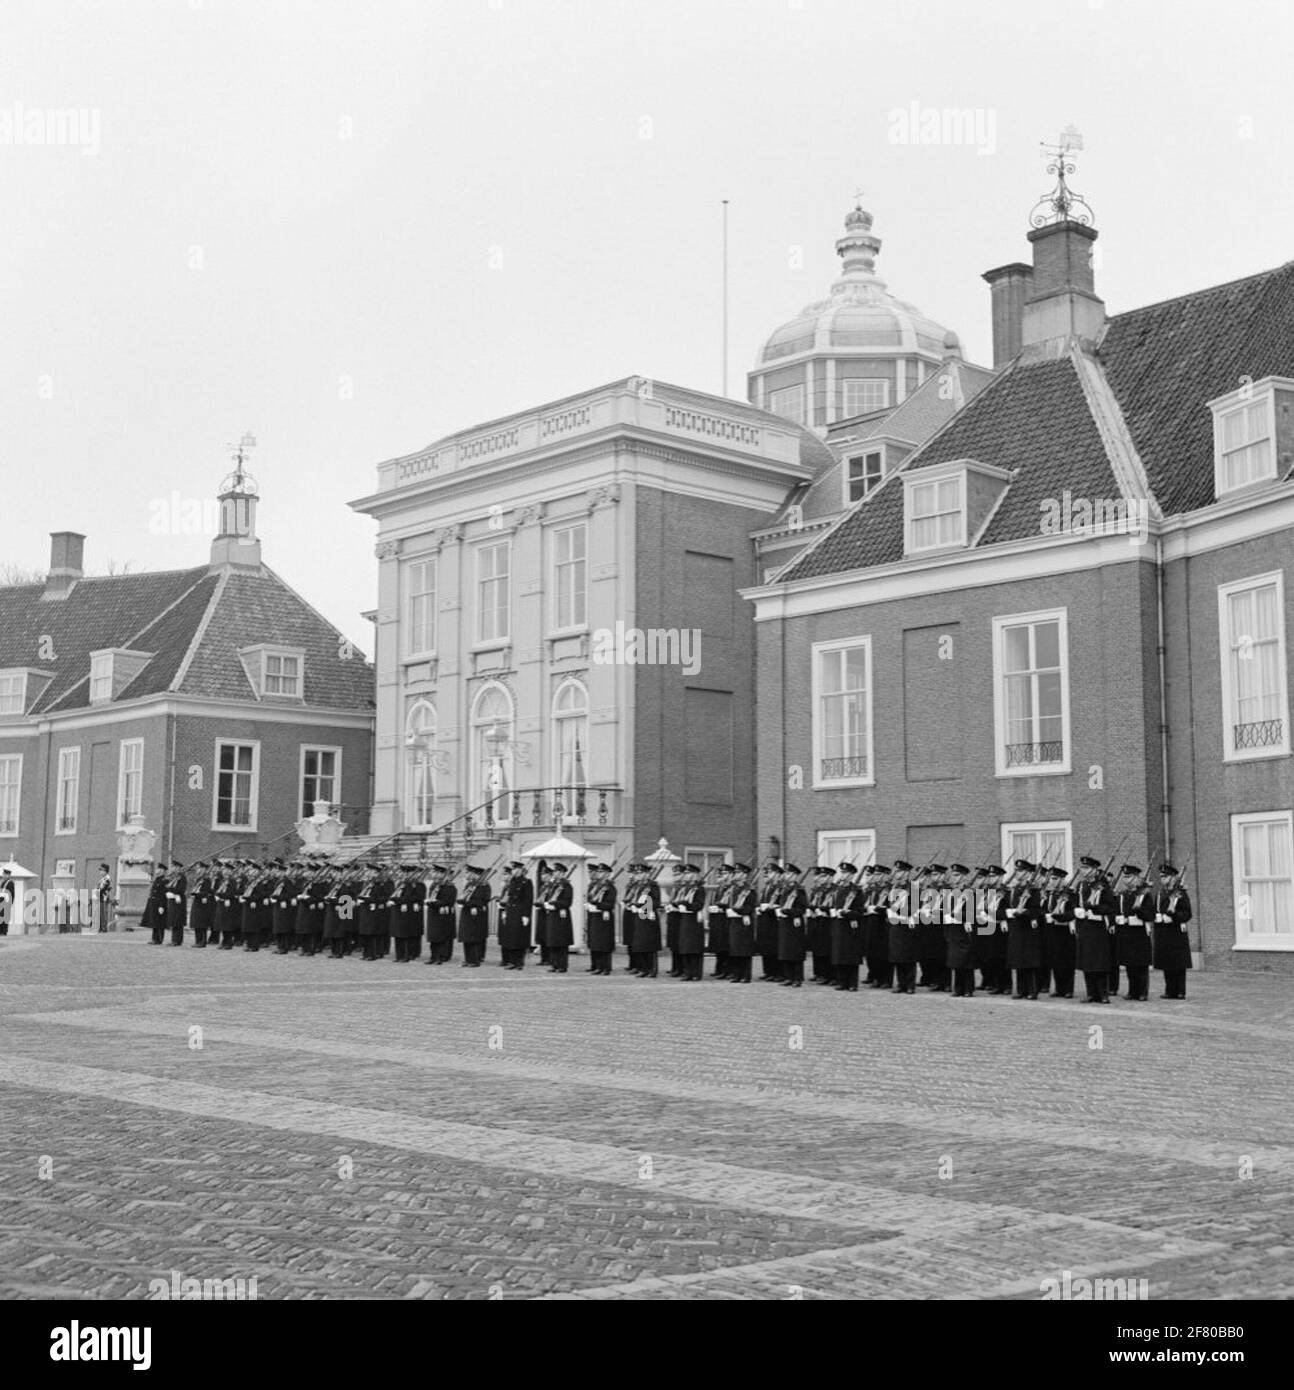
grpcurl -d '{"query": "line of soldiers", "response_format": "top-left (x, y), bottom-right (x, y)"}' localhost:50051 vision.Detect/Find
top-left (144, 851), bottom-right (1194, 1001)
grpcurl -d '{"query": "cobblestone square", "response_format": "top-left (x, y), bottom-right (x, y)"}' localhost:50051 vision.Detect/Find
top-left (2, 934), bottom-right (1292, 1300)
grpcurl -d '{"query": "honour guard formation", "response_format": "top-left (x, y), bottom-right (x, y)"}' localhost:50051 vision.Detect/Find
top-left (141, 847), bottom-right (1196, 1003)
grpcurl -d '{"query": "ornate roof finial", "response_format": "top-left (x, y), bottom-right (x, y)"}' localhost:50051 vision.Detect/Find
top-left (1030, 126), bottom-right (1093, 228)
top-left (836, 192), bottom-right (882, 284)
top-left (219, 431), bottom-right (260, 497)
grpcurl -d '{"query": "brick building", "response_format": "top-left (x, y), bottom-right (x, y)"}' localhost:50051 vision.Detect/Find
top-left (746, 186), bottom-right (1294, 971)
top-left (0, 462), bottom-right (374, 918)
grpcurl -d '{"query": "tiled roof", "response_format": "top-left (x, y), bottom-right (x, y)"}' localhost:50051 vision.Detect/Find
top-left (783, 358), bottom-right (1113, 580)
top-left (0, 569), bottom-right (211, 713)
top-left (1100, 260), bottom-right (1294, 515)
top-left (776, 259), bottom-right (1294, 585)
top-left (2, 563), bottom-right (372, 715)
top-left (175, 569), bottom-right (374, 710)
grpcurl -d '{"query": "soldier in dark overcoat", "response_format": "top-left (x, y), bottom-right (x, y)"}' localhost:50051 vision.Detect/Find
top-left (1152, 863), bottom-right (1193, 999)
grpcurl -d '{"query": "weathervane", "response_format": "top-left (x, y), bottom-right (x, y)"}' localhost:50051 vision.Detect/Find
top-left (220, 431), bottom-right (260, 496)
top-left (1029, 125), bottom-right (1094, 228)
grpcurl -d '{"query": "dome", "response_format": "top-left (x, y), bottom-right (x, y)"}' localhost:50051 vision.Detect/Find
top-left (757, 203), bottom-right (954, 364)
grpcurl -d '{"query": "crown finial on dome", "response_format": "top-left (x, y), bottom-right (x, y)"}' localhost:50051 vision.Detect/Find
top-left (835, 193), bottom-right (882, 287)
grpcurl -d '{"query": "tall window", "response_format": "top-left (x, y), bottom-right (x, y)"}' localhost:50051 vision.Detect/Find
top-left (1215, 396), bottom-right (1274, 493)
top-left (89, 654), bottom-right (113, 702)
top-left (1232, 811), bottom-right (1293, 946)
top-left (405, 701), bottom-right (437, 829)
top-left (842, 378), bottom-right (890, 416)
top-left (1001, 821), bottom-right (1072, 874)
top-left (264, 653), bottom-right (301, 697)
top-left (1220, 572), bottom-right (1289, 760)
top-left (769, 384), bottom-right (806, 425)
top-left (0, 672), bottom-right (26, 715)
top-left (478, 541), bottom-right (511, 642)
top-left (552, 679), bottom-right (589, 796)
top-left (300, 746), bottom-right (340, 819)
top-left (812, 638), bottom-right (872, 787)
top-left (117, 739), bottom-right (143, 827)
top-left (214, 741), bottom-right (258, 829)
top-left (906, 474), bottom-right (965, 552)
top-left (472, 684), bottom-right (514, 821)
top-left (407, 558), bottom-right (437, 656)
top-left (844, 451), bottom-right (883, 504)
top-left (56, 747), bottom-right (80, 834)
top-left (994, 610), bottom-right (1070, 776)
top-left (817, 829), bottom-right (876, 869)
top-left (0, 753), bottom-right (21, 835)
top-left (552, 524), bottom-right (588, 630)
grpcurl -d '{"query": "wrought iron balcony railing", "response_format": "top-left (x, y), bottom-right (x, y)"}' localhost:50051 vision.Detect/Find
top-left (819, 756), bottom-right (870, 781)
top-left (1004, 740), bottom-right (1065, 767)
top-left (1234, 719), bottom-right (1285, 750)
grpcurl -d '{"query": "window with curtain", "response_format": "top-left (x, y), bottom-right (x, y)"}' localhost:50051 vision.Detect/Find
top-left (1234, 813), bottom-right (1293, 941)
top-left (405, 703), bottom-right (436, 829)
top-left (407, 558), bottom-right (437, 656)
top-left (1221, 574), bottom-right (1288, 758)
top-left (472, 684), bottom-right (514, 821)
top-left (997, 613), bottom-right (1067, 772)
top-left (552, 680), bottom-right (589, 800)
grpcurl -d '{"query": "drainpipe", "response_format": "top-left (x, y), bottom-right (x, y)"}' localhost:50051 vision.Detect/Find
top-left (1155, 536), bottom-right (1171, 862)
top-left (165, 711), bottom-right (178, 862)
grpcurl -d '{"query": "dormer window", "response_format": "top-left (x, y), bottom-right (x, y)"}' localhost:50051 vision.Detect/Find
top-left (89, 654), bottom-right (112, 702)
top-left (902, 458), bottom-right (1013, 558)
top-left (265, 652), bottom-right (301, 697)
top-left (238, 644), bottom-right (306, 701)
top-left (87, 649), bottom-right (153, 705)
top-left (0, 671), bottom-right (27, 715)
top-left (1209, 377), bottom-right (1294, 497)
top-left (905, 472), bottom-right (965, 553)
top-left (844, 450), bottom-right (884, 505)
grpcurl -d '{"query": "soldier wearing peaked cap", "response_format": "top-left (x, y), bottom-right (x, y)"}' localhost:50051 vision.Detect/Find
top-left (425, 863), bottom-right (457, 964)
top-left (498, 861), bottom-right (534, 970)
top-left (1114, 864), bottom-right (1153, 1001)
top-left (392, 863), bottom-right (426, 963)
top-left (943, 863), bottom-right (977, 997)
top-left (706, 862), bottom-right (733, 979)
top-left (676, 864), bottom-right (708, 981)
top-left (626, 862), bottom-right (661, 977)
top-left (1072, 856), bottom-right (1115, 1003)
top-left (806, 866), bottom-right (835, 984)
top-left (1152, 863), bottom-right (1193, 999)
top-left (144, 864), bottom-right (167, 945)
top-left (756, 866), bottom-right (783, 982)
top-left (863, 865), bottom-right (893, 989)
top-left (583, 862), bottom-right (617, 975)
top-left (971, 865), bottom-right (1007, 990)
top-left (540, 863), bottom-right (574, 973)
top-left (887, 860), bottom-right (920, 994)
top-left (1042, 866), bottom-right (1077, 998)
top-left (916, 863), bottom-right (948, 992)
top-left (161, 860), bottom-right (186, 946)
top-left (459, 863), bottom-right (492, 968)
top-left (1004, 860), bottom-right (1043, 1000)
top-left (830, 861), bottom-right (865, 991)
top-left (725, 863), bottom-right (758, 983)
top-left (188, 860), bottom-right (214, 948)
top-left (775, 865), bottom-right (808, 987)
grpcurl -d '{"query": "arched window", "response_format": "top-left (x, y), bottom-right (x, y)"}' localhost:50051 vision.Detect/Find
top-left (472, 683), bottom-right (514, 823)
top-left (405, 700), bottom-right (436, 829)
top-left (551, 679), bottom-right (589, 807)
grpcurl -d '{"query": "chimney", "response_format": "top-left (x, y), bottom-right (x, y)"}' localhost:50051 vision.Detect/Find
top-left (1020, 220), bottom-right (1105, 349)
top-left (981, 262), bottom-right (1033, 367)
top-left (42, 531), bottom-right (85, 601)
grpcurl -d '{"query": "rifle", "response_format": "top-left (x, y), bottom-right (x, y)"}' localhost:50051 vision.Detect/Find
top-left (1100, 831), bottom-right (1131, 882)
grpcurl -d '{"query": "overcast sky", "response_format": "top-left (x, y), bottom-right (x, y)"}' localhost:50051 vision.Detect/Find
top-left (2, 0), bottom-right (1291, 650)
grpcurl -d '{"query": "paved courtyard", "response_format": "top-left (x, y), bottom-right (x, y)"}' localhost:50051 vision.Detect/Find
top-left (1, 933), bottom-right (1292, 1301)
